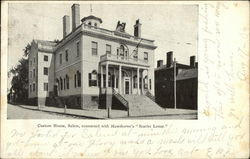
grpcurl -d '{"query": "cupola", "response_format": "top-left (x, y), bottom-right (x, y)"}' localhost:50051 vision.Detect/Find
top-left (81, 15), bottom-right (102, 27)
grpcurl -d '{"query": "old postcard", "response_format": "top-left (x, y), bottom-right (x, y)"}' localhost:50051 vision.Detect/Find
top-left (1, 1), bottom-right (249, 158)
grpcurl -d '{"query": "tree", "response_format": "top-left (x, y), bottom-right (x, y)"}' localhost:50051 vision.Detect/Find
top-left (8, 43), bottom-right (30, 104)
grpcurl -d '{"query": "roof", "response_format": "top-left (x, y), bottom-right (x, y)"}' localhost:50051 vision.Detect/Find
top-left (35, 40), bottom-right (57, 46)
top-left (81, 15), bottom-right (103, 23)
top-left (33, 39), bottom-right (57, 53)
top-left (155, 63), bottom-right (191, 71)
top-left (176, 68), bottom-right (198, 80)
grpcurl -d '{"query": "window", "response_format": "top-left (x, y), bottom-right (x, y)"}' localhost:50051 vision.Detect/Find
top-left (77, 71), bottom-right (81, 87)
top-left (30, 71), bottom-right (32, 78)
top-left (98, 74), bottom-right (101, 87)
top-left (77, 97), bottom-right (81, 105)
top-left (116, 77), bottom-right (118, 88)
top-left (120, 45), bottom-right (125, 56)
top-left (66, 75), bottom-right (69, 89)
top-left (43, 67), bottom-right (48, 75)
top-left (33, 57), bottom-right (35, 63)
top-left (139, 77), bottom-right (142, 89)
top-left (103, 74), bottom-right (106, 88)
top-left (133, 75), bottom-right (138, 88)
top-left (89, 70), bottom-right (97, 87)
top-left (144, 52), bottom-right (148, 61)
top-left (133, 49), bottom-right (138, 59)
top-left (149, 79), bottom-right (152, 90)
top-left (65, 50), bottom-right (68, 62)
top-left (44, 55), bottom-right (48, 61)
top-left (91, 41), bottom-right (98, 55)
top-left (88, 22), bottom-right (92, 26)
top-left (76, 42), bottom-right (80, 57)
top-left (44, 83), bottom-right (48, 91)
top-left (106, 44), bottom-right (111, 54)
top-left (33, 83), bottom-right (35, 91)
top-left (30, 84), bottom-right (32, 92)
top-left (91, 96), bottom-right (98, 103)
top-left (94, 23), bottom-right (97, 27)
top-left (74, 74), bottom-right (77, 88)
top-left (64, 78), bottom-right (66, 90)
top-left (33, 69), bottom-right (35, 78)
top-left (144, 76), bottom-right (148, 89)
top-left (60, 78), bottom-right (63, 90)
top-left (111, 75), bottom-right (115, 88)
top-left (30, 60), bottom-right (32, 66)
top-left (59, 54), bottom-right (62, 64)
top-left (108, 73), bottom-right (111, 87)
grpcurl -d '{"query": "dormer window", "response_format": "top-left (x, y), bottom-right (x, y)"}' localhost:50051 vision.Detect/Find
top-left (94, 23), bottom-right (97, 27)
top-left (88, 22), bottom-right (92, 26)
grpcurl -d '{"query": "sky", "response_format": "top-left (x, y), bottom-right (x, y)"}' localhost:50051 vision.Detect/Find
top-left (8, 3), bottom-right (198, 88)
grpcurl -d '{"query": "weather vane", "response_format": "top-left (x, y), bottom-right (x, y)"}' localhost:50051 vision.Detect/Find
top-left (90, 4), bottom-right (93, 15)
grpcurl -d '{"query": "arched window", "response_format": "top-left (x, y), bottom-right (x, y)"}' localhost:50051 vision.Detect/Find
top-left (77, 71), bottom-right (81, 87)
top-left (108, 72), bottom-right (111, 87)
top-left (89, 70), bottom-right (97, 87)
top-left (74, 74), bottom-right (76, 88)
top-left (120, 45), bottom-right (125, 56)
top-left (60, 77), bottom-right (63, 90)
top-left (66, 75), bottom-right (69, 89)
top-left (144, 75), bottom-right (148, 89)
top-left (118, 44), bottom-right (129, 58)
top-left (133, 75), bottom-right (137, 88)
top-left (63, 78), bottom-right (66, 90)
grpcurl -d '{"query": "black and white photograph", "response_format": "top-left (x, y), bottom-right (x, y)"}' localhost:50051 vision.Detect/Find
top-left (7, 3), bottom-right (198, 119)
top-left (1, 1), bottom-right (249, 158)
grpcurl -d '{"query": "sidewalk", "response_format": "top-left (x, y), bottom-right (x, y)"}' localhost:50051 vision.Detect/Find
top-left (19, 105), bottom-right (197, 119)
top-left (19, 105), bottom-right (128, 119)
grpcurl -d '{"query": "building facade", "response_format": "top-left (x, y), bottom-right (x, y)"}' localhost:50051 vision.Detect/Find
top-left (28, 4), bottom-right (157, 109)
top-left (155, 52), bottom-right (198, 110)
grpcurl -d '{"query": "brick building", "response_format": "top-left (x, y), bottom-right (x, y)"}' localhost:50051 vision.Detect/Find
top-left (28, 4), bottom-right (158, 110)
top-left (155, 51), bottom-right (198, 110)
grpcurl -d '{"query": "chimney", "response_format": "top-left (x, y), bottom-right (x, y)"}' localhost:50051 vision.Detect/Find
top-left (71, 4), bottom-right (80, 30)
top-left (190, 56), bottom-right (196, 68)
top-left (166, 51), bottom-right (173, 68)
top-left (195, 62), bottom-right (198, 68)
top-left (63, 15), bottom-right (70, 38)
top-left (134, 19), bottom-right (141, 38)
top-left (157, 60), bottom-right (163, 68)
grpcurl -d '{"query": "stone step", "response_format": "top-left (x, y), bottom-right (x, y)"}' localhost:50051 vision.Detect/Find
top-left (122, 95), bottom-right (165, 116)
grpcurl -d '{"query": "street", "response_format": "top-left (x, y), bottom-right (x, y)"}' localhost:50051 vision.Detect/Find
top-left (7, 103), bottom-right (197, 120)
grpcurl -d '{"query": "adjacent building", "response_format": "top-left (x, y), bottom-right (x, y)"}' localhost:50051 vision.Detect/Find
top-left (155, 51), bottom-right (198, 110)
top-left (28, 4), bottom-right (157, 109)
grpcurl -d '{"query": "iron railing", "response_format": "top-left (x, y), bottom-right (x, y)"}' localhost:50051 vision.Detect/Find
top-left (145, 91), bottom-right (155, 102)
top-left (112, 88), bottom-right (129, 116)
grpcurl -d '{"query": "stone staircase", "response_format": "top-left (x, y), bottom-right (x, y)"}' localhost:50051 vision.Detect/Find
top-left (123, 95), bottom-right (166, 116)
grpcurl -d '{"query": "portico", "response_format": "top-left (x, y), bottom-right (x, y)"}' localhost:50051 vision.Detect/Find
top-left (99, 60), bottom-right (150, 95)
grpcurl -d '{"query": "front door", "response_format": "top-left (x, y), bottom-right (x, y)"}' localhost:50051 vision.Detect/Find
top-left (124, 77), bottom-right (130, 94)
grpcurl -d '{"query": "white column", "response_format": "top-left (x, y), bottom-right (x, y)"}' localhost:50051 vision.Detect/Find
top-left (119, 65), bottom-right (122, 93)
top-left (137, 68), bottom-right (140, 95)
top-left (106, 63), bottom-right (108, 88)
top-left (113, 68), bottom-right (116, 89)
top-left (142, 70), bottom-right (144, 95)
top-left (147, 69), bottom-right (149, 91)
top-left (131, 70), bottom-right (133, 94)
top-left (100, 65), bottom-right (103, 88)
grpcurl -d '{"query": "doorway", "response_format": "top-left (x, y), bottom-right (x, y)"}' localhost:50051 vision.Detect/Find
top-left (124, 77), bottom-right (130, 94)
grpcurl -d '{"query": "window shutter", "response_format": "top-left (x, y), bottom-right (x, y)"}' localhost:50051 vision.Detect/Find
top-left (74, 74), bottom-right (76, 88)
top-left (89, 73), bottom-right (92, 86)
top-left (98, 74), bottom-right (101, 87)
